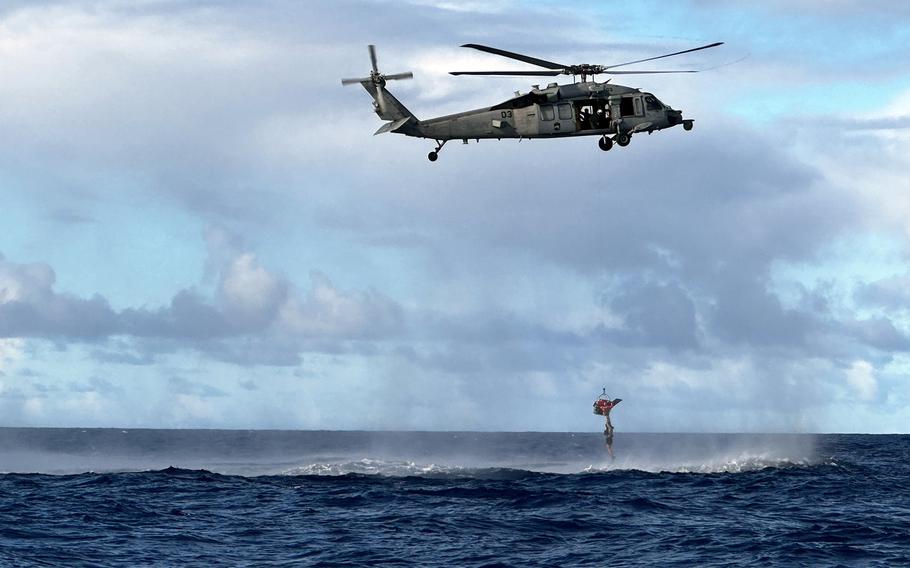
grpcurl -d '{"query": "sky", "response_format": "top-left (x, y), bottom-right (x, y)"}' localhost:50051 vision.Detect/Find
top-left (1, 0), bottom-right (909, 433)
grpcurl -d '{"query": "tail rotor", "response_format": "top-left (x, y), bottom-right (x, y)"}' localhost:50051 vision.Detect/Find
top-left (341, 45), bottom-right (413, 117)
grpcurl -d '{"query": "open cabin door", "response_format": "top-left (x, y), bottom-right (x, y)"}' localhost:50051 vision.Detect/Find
top-left (620, 96), bottom-right (638, 117)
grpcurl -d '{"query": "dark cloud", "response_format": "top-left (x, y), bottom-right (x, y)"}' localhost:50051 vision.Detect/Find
top-left (315, 117), bottom-right (863, 365)
top-left (855, 276), bottom-right (910, 311)
top-left (842, 317), bottom-right (910, 353)
top-left (710, 275), bottom-right (813, 348)
top-left (608, 280), bottom-right (699, 351)
top-left (0, 295), bottom-right (119, 339)
top-left (0, 256), bottom-right (119, 338)
top-left (833, 116), bottom-right (910, 131)
top-left (69, 376), bottom-right (122, 395)
top-left (48, 208), bottom-right (97, 225)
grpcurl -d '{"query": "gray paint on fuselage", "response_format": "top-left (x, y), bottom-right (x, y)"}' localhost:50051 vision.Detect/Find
top-left (381, 81), bottom-right (683, 141)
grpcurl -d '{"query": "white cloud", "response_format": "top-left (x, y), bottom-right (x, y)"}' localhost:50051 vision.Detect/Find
top-left (846, 360), bottom-right (878, 402)
top-left (402, 0), bottom-right (513, 14)
top-left (0, 338), bottom-right (24, 375)
top-left (221, 253), bottom-right (288, 326)
top-left (0, 256), bottom-right (55, 303)
top-left (1, 226), bottom-right (405, 364)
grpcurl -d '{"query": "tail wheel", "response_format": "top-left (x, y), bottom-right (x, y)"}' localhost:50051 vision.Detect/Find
top-left (598, 136), bottom-right (613, 152)
top-left (615, 133), bottom-right (631, 147)
top-left (428, 151), bottom-right (438, 162)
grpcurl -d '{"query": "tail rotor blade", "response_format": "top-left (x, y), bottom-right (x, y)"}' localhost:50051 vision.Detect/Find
top-left (369, 44), bottom-right (379, 74)
top-left (383, 72), bottom-right (413, 81)
top-left (375, 83), bottom-right (388, 115)
top-left (342, 77), bottom-right (371, 85)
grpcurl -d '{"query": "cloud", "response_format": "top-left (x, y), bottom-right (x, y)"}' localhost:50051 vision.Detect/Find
top-left (0, 254), bottom-right (120, 339)
top-left (845, 360), bottom-right (878, 402)
top-left (842, 317), bottom-right (910, 353)
top-left (0, 338), bottom-right (24, 375)
top-left (0, 229), bottom-right (405, 365)
top-left (855, 275), bottom-right (910, 311)
top-left (168, 375), bottom-right (227, 398)
top-left (2, 0), bottom-right (910, 431)
top-left (606, 280), bottom-right (699, 351)
top-left (69, 375), bottom-right (122, 395)
top-left (832, 116), bottom-right (910, 131)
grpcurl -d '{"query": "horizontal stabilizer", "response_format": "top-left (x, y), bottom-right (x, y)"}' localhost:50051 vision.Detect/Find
top-left (374, 117), bottom-right (411, 135)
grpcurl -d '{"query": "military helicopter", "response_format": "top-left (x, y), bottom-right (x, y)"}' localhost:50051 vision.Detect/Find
top-left (342, 42), bottom-right (722, 162)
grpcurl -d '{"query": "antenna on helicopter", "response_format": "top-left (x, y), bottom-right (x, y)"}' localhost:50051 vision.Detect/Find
top-left (450, 42), bottom-right (723, 83)
top-left (342, 45), bottom-right (413, 116)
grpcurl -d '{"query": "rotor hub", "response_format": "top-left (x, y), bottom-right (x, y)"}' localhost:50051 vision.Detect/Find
top-left (568, 64), bottom-right (605, 76)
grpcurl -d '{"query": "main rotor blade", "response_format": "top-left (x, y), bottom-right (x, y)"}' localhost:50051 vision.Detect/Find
top-left (384, 72), bottom-right (413, 81)
top-left (342, 77), bottom-right (371, 85)
top-left (450, 70), bottom-right (562, 76)
top-left (368, 44), bottom-right (379, 74)
top-left (460, 44), bottom-right (566, 70)
top-left (603, 70), bottom-right (698, 74)
top-left (605, 42), bottom-right (723, 70)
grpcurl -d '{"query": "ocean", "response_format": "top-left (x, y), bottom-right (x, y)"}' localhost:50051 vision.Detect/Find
top-left (0, 429), bottom-right (907, 566)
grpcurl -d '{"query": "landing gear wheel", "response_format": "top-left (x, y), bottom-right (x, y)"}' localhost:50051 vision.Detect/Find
top-left (598, 136), bottom-right (613, 152)
top-left (427, 139), bottom-right (446, 162)
top-left (615, 133), bottom-right (631, 147)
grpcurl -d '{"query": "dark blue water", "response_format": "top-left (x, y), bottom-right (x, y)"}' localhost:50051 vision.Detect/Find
top-left (1, 429), bottom-right (907, 566)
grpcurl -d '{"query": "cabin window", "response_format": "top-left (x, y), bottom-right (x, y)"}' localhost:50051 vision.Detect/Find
top-left (557, 104), bottom-right (573, 120)
top-left (645, 95), bottom-right (663, 111)
top-left (619, 97), bottom-right (635, 117)
top-left (491, 92), bottom-right (549, 111)
top-left (540, 105), bottom-right (555, 121)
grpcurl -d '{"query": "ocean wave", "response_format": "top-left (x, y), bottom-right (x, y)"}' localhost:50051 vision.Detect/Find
top-left (583, 453), bottom-right (833, 474)
top-left (276, 453), bottom-right (832, 479)
top-left (282, 459), bottom-right (451, 477)
top-left (279, 459), bottom-right (544, 480)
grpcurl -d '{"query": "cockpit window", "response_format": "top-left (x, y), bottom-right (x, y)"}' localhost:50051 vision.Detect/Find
top-left (644, 95), bottom-right (663, 111)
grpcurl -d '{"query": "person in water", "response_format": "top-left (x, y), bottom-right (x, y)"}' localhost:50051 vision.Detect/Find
top-left (604, 409), bottom-right (615, 459)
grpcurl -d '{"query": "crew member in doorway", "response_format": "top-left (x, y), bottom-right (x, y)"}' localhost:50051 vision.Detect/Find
top-left (580, 107), bottom-right (594, 130)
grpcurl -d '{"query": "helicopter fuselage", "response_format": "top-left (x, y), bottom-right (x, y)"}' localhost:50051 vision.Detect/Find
top-left (406, 81), bottom-right (689, 142)
top-left (372, 80), bottom-right (694, 160)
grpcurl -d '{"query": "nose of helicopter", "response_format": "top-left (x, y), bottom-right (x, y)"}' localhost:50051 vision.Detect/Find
top-left (667, 109), bottom-right (683, 126)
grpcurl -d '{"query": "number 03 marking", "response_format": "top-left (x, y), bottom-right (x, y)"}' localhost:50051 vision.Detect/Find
top-left (501, 111), bottom-right (513, 118)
